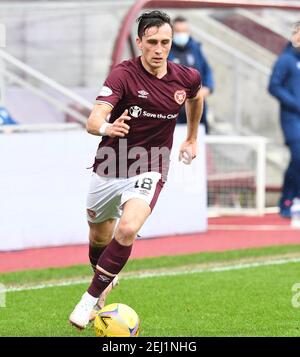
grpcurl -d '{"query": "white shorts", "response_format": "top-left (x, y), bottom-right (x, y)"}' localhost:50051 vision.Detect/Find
top-left (86, 171), bottom-right (163, 223)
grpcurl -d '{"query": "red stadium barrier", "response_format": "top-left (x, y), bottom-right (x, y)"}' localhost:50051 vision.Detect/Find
top-left (110, 0), bottom-right (300, 71)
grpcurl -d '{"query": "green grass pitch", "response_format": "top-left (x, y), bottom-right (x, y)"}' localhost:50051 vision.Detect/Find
top-left (0, 245), bottom-right (300, 336)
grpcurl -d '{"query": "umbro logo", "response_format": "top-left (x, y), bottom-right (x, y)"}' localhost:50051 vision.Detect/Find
top-left (97, 275), bottom-right (111, 283)
top-left (138, 90), bottom-right (149, 99)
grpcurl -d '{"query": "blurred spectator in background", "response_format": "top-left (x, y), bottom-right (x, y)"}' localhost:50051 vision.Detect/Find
top-left (168, 16), bottom-right (214, 133)
top-left (0, 106), bottom-right (18, 125)
top-left (268, 21), bottom-right (300, 218)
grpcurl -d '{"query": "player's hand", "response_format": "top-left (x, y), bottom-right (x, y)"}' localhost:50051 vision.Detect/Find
top-left (178, 140), bottom-right (198, 165)
top-left (105, 109), bottom-right (131, 138)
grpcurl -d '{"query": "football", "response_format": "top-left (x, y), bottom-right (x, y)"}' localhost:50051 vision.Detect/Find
top-left (94, 303), bottom-right (140, 337)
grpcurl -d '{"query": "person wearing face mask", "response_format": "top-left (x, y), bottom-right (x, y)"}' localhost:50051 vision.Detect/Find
top-left (168, 16), bottom-right (214, 133)
top-left (268, 22), bottom-right (300, 218)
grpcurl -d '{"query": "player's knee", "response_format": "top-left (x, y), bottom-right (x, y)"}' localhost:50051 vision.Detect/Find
top-left (115, 222), bottom-right (137, 244)
top-left (89, 229), bottom-right (111, 246)
top-left (89, 235), bottom-right (110, 247)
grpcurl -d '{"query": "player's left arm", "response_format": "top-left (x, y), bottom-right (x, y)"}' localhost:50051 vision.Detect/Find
top-left (179, 89), bottom-right (203, 165)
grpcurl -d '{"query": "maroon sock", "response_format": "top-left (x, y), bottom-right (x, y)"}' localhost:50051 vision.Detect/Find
top-left (89, 244), bottom-right (107, 272)
top-left (87, 238), bottom-right (132, 298)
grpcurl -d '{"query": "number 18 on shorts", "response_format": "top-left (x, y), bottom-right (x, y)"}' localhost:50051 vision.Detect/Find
top-left (86, 172), bottom-right (163, 223)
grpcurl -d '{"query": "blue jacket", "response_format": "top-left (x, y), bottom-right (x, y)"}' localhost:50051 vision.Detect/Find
top-left (0, 106), bottom-right (17, 125)
top-left (268, 43), bottom-right (300, 143)
top-left (168, 37), bottom-right (214, 131)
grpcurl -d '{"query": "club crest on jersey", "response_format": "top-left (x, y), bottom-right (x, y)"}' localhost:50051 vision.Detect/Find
top-left (174, 90), bottom-right (186, 105)
top-left (129, 106), bottom-right (142, 118)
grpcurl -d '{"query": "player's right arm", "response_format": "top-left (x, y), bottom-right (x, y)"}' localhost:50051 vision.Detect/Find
top-left (86, 104), bottom-right (131, 137)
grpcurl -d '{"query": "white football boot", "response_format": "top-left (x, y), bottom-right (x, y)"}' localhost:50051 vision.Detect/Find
top-left (89, 275), bottom-right (119, 322)
top-left (69, 292), bottom-right (98, 329)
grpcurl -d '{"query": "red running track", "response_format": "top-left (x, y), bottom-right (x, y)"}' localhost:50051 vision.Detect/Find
top-left (1, 214), bottom-right (300, 273)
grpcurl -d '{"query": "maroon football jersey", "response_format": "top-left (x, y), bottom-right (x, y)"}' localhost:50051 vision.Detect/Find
top-left (93, 56), bottom-right (201, 180)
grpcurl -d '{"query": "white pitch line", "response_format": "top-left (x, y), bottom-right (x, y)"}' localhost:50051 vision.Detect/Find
top-left (2, 257), bottom-right (300, 293)
top-left (3, 279), bottom-right (91, 293)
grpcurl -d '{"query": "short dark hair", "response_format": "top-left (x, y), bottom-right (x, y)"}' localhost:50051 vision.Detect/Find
top-left (173, 16), bottom-right (188, 24)
top-left (136, 10), bottom-right (172, 39)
